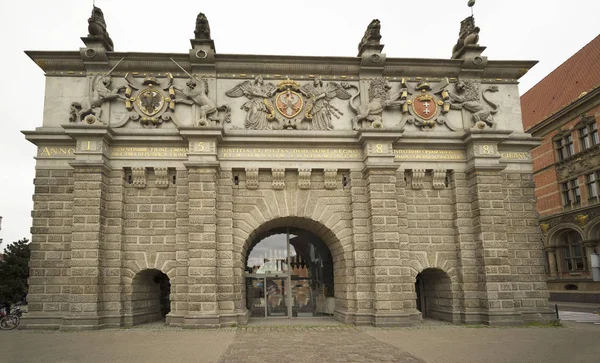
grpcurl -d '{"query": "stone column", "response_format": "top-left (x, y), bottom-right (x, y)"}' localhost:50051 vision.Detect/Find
top-left (547, 249), bottom-right (557, 279)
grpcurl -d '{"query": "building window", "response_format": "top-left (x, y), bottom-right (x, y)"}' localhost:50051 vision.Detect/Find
top-left (561, 179), bottom-right (581, 208)
top-left (579, 122), bottom-right (599, 151)
top-left (586, 172), bottom-right (600, 203)
top-left (555, 134), bottom-right (574, 161)
top-left (557, 230), bottom-right (586, 272)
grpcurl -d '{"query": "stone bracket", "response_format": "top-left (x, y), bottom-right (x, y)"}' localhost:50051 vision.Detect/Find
top-left (246, 168), bottom-right (258, 189)
top-left (324, 169), bottom-right (338, 189)
top-left (132, 167), bottom-right (147, 188)
top-left (155, 167), bottom-right (169, 188)
top-left (272, 168), bottom-right (285, 190)
top-left (298, 169), bottom-right (311, 190)
top-left (432, 169), bottom-right (447, 190)
top-left (411, 169), bottom-right (425, 190)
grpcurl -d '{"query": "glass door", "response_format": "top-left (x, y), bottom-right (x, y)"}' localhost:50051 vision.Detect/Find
top-left (266, 277), bottom-right (287, 317)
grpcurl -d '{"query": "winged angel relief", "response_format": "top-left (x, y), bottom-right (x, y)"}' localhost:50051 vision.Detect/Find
top-left (225, 76), bottom-right (277, 130)
top-left (300, 78), bottom-right (352, 130)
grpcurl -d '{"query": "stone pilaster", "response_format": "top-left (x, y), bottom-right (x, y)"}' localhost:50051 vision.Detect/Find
top-left (546, 248), bottom-right (557, 279)
top-left (184, 166), bottom-right (219, 327)
top-left (349, 170), bottom-right (373, 324)
top-left (449, 171), bottom-right (480, 323)
top-left (102, 168), bottom-right (125, 328)
top-left (62, 162), bottom-right (110, 330)
top-left (169, 169), bottom-right (189, 325)
top-left (359, 131), bottom-right (406, 326)
top-left (216, 170), bottom-right (239, 325)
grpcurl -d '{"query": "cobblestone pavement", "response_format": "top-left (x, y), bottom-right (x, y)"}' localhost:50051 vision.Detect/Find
top-left (3, 320), bottom-right (600, 363)
top-left (218, 326), bottom-right (424, 363)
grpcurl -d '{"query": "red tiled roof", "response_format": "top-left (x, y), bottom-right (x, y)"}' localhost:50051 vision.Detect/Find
top-left (521, 34), bottom-right (600, 131)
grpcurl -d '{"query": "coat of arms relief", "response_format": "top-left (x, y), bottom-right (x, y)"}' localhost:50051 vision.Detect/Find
top-left (225, 76), bottom-right (352, 130)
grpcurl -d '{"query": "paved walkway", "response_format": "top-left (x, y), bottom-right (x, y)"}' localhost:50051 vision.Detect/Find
top-left (559, 311), bottom-right (600, 324)
top-left (2, 320), bottom-right (600, 362)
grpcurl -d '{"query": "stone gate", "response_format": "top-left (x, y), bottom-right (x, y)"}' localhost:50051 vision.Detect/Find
top-left (22, 7), bottom-right (554, 329)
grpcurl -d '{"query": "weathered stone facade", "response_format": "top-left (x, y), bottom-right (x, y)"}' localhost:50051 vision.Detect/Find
top-left (22, 9), bottom-right (554, 329)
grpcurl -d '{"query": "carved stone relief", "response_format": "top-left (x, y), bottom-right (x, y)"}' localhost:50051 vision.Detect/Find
top-left (173, 75), bottom-right (230, 127)
top-left (399, 78), bottom-right (455, 131)
top-left (555, 144), bottom-right (600, 182)
top-left (344, 78), bottom-right (402, 130)
top-left (246, 168), bottom-right (259, 189)
top-left (272, 169), bottom-right (285, 190)
top-left (226, 77), bottom-right (350, 131)
top-left (447, 80), bottom-right (500, 129)
top-left (113, 73), bottom-right (179, 128)
top-left (69, 74), bottom-right (126, 124)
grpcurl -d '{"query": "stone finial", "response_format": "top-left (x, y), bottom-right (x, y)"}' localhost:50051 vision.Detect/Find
top-left (82, 6), bottom-right (114, 51)
top-left (191, 12), bottom-right (215, 52)
top-left (358, 19), bottom-right (384, 56)
top-left (451, 15), bottom-right (485, 60)
top-left (194, 13), bottom-right (211, 40)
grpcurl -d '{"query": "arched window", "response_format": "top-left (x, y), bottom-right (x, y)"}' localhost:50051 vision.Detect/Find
top-left (557, 230), bottom-right (586, 272)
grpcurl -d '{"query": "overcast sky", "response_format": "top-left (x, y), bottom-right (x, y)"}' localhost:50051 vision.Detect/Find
top-left (0, 0), bottom-right (598, 248)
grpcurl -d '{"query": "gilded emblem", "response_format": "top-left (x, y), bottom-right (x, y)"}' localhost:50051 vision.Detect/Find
top-left (412, 94), bottom-right (437, 120)
top-left (276, 89), bottom-right (303, 118)
top-left (114, 73), bottom-right (179, 128)
top-left (137, 88), bottom-right (164, 116)
top-left (400, 78), bottom-right (455, 131)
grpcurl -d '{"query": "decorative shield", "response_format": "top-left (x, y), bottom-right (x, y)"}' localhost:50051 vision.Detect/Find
top-left (137, 88), bottom-right (165, 116)
top-left (412, 94), bottom-right (437, 120)
top-left (276, 90), bottom-right (303, 118)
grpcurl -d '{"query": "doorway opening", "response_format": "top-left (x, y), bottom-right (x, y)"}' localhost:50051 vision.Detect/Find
top-left (415, 268), bottom-right (453, 322)
top-left (245, 227), bottom-right (334, 318)
top-left (131, 269), bottom-right (171, 326)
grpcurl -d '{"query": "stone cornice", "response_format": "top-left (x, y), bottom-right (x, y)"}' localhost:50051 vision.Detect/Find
top-left (25, 50), bottom-right (536, 81)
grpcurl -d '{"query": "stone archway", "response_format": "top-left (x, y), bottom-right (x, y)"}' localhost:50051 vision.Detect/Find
top-left (415, 268), bottom-right (454, 322)
top-left (126, 269), bottom-right (171, 326)
top-left (236, 217), bottom-right (353, 324)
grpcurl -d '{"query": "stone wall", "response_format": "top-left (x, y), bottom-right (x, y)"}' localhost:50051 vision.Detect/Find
top-left (27, 168), bottom-right (74, 327)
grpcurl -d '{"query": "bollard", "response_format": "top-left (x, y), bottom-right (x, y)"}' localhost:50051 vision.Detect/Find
top-left (555, 304), bottom-right (559, 320)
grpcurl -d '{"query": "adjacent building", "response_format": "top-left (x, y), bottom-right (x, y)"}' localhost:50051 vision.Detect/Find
top-left (522, 35), bottom-right (600, 303)
top-left (22, 7), bottom-right (554, 330)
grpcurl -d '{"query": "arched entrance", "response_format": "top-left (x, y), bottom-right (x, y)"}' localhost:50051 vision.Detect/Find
top-left (130, 269), bottom-right (171, 326)
top-left (245, 227), bottom-right (334, 318)
top-left (415, 268), bottom-right (453, 322)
